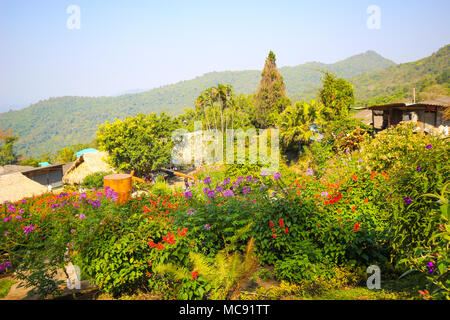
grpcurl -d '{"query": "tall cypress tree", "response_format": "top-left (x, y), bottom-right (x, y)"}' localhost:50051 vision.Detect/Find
top-left (254, 51), bottom-right (291, 128)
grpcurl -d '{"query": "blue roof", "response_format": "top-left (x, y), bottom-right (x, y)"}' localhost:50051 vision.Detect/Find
top-left (39, 162), bottom-right (51, 167)
top-left (75, 148), bottom-right (98, 158)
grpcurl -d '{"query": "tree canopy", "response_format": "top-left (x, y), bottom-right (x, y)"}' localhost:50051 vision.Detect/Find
top-left (96, 113), bottom-right (176, 176)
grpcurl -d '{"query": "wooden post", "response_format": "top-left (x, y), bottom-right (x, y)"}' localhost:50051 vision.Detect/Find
top-left (104, 173), bottom-right (132, 203)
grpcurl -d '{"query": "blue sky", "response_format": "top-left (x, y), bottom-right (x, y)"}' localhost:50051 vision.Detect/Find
top-left (0, 0), bottom-right (449, 112)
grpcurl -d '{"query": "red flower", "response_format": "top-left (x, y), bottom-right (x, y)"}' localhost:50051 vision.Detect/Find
top-left (285, 227), bottom-right (289, 234)
top-left (354, 222), bottom-right (360, 232)
top-left (269, 221), bottom-right (274, 228)
top-left (279, 219), bottom-right (284, 228)
top-left (162, 232), bottom-right (176, 245)
top-left (177, 228), bottom-right (188, 237)
top-left (351, 205), bottom-right (356, 213)
top-left (272, 233), bottom-right (277, 239)
top-left (192, 270), bottom-right (198, 280)
top-left (351, 174), bottom-right (357, 182)
top-left (364, 199), bottom-right (368, 203)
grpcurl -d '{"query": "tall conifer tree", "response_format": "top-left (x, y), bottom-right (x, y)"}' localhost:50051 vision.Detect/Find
top-left (254, 51), bottom-right (291, 128)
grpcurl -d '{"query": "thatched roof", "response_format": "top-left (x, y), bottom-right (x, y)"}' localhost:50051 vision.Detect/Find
top-left (0, 172), bottom-right (48, 203)
top-left (0, 165), bottom-right (35, 176)
top-left (62, 151), bottom-right (114, 185)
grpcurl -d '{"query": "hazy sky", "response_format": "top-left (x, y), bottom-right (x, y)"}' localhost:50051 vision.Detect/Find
top-left (0, 0), bottom-right (449, 112)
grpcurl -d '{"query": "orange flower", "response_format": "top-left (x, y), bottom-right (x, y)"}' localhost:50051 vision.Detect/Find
top-left (353, 222), bottom-right (360, 232)
top-left (192, 270), bottom-right (198, 280)
top-left (351, 174), bottom-right (357, 182)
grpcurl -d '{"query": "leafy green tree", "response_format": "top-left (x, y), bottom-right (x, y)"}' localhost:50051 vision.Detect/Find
top-left (96, 113), bottom-right (176, 176)
top-left (0, 129), bottom-right (18, 166)
top-left (278, 100), bottom-right (325, 152)
top-left (319, 72), bottom-right (355, 119)
top-left (254, 51), bottom-right (291, 128)
top-left (19, 158), bottom-right (40, 167)
top-left (56, 147), bottom-right (76, 163)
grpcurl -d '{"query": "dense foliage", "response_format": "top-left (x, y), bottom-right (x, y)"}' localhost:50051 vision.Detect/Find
top-left (0, 48), bottom-right (399, 157)
top-left (96, 113), bottom-right (176, 175)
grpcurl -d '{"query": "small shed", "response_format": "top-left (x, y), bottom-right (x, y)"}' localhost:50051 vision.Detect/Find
top-left (0, 172), bottom-right (48, 203)
top-left (368, 97), bottom-right (450, 133)
top-left (22, 163), bottom-right (66, 188)
top-left (63, 151), bottom-right (114, 185)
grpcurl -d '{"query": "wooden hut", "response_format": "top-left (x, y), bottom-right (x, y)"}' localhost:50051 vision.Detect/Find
top-left (62, 151), bottom-right (114, 185)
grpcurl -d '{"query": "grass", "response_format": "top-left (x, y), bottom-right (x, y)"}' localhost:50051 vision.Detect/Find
top-left (0, 279), bottom-right (16, 298)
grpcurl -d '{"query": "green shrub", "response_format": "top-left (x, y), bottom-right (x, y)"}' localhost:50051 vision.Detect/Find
top-left (81, 171), bottom-right (113, 189)
top-left (150, 181), bottom-right (173, 197)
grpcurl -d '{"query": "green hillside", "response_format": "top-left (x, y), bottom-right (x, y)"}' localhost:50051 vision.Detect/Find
top-left (353, 44), bottom-right (450, 106)
top-left (0, 49), bottom-right (427, 157)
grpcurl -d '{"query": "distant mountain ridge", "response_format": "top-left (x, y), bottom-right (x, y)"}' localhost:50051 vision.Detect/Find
top-left (1, 46), bottom-right (447, 158)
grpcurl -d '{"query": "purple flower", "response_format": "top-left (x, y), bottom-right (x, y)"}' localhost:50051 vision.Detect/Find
top-left (321, 191), bottom-right (328, 197)
top-left (187, 209), bottom-right (196, 217)
top-left (70, 229), bottom-right (75, 233)
top-left (19, 209), bottom-right (24, 214)
top-left (202, 187), bottom-right (210, 195)
top-left (404, 197), bottom-right (413, 205)
top-left (427, 261), bottom-right (435, 274)
top-left (4, 232), bottom-right (8, 236)
top-left (215, 185), bottom-right (224, 192)
top-left (246, 175), bottom-right (253, 182)
top-left (253, 178), bottom-right (260, 183)
top-left (223, 178), bottom-right (230, 185)
top-left (184, 190), bottom-right (193, 199)
top-left (204, 224), bottom-right (211, 230)
top-left (426, 144), bottom-right (432, 149)
top-left (260, 170), bottom-right (269, 178)
top-left (243, 187), bottom-right (251, 195)
top-left (237, 176), bottom-right (244, 184)
top-left (79, 193), bottom-right (87, 200)
top-left (417, 166), bottom-right (422, 171)
top-left (207, 190), bottom-right (216, 198)
top-left (273, 172), bottom-right (282, 180)
top-left (7, 204), bottom-right (16, 213)
top-left (223, 190), bottom-right (234, 198)
top-left (24, 225), bottom-right (35, 235)
top-left (15, 215), bottom-right (22, 220)
top-left (4, 217), bottom-right (12, 223)
top-left (306, 169), bottom-right (314, 176)
top-left (203, 177), bottom-right (212, 184)
top-left (79, 214), bottom-right (86, 220)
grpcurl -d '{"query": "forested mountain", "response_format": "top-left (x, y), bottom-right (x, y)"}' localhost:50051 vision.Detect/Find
top-left (1, 46), bottom-right (448, 157)
top-left (353, 44), bottom-right (450, 106)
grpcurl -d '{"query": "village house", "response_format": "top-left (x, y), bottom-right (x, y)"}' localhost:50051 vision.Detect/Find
top-left (367, 96), bottom-right (450, 134)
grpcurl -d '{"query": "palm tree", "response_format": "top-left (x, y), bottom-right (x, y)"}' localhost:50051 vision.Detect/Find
top-left (195, 85), bottom-right (234, 132)
top-left (278, 100), bottom-right (323, 155)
